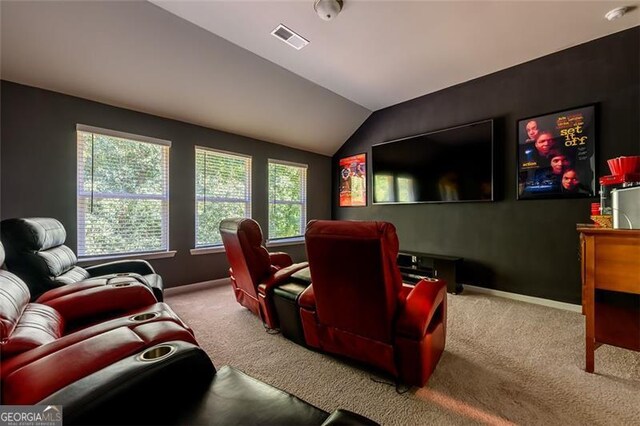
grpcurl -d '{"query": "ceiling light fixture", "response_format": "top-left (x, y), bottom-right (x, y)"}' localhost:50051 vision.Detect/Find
top-left (605, 6), bottom-right (627, 21)
top-left (314, 0), bottom-right (343, 21)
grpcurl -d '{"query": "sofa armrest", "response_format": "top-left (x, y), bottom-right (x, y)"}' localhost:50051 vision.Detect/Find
top-left (85, 259), bottom-right (155, 277)
top-left (37, 341), bottom-right (214, 425)
top-left (35, 279), bottom-right (107, 303)
top-left (4, 328), bottom-right (143, 405)
top-left (395, 278), bottom-right (446, 339)
top-left (269, 252), bottom-right (294, 269)
top-left (41, 280), bottom-right (157, 325)
top-left (322, 409), bottom-right (379, 425)
top-left (257, 262), bottom-right (308, 295)
top-left (298, 284), bottom-right (316, 310)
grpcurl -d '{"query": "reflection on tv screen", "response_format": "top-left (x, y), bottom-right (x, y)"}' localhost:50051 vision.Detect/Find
top-left (372, 120), bottom-right (493, 204)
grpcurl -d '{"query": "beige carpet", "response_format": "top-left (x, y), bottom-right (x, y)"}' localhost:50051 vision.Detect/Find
top-left (165, 282), bottom-right (640, 425)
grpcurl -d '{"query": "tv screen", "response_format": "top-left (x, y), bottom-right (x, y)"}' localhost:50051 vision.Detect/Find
top-left (372, 120), bottom-right (493, 204)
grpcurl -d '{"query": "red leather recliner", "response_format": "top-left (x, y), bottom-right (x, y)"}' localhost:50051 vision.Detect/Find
top-left (0, 242), bottom-right (196, 393)
top-left (300, 220), bottom-right (447, 386)
top-left (219, 218), bottom-right (308, 328)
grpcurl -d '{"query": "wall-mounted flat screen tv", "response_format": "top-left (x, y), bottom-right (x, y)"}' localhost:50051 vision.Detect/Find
top-left (372, 120), bottom-right (493, 204)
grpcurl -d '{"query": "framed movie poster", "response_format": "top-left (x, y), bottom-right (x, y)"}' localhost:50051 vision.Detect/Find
top-left (339, 153), bottom-right (367, 207)
top-left (517, 105), bottom-right (596, 200)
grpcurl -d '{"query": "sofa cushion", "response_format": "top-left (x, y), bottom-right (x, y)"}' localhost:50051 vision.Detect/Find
top-left (1, 303), bottom-right (64, 356)
top-left (53, 266), bottom-right (91, 286)
top-left (37, 245), bottom-right (79, 277)
top-left (0, 269), bottom-right (31, 339)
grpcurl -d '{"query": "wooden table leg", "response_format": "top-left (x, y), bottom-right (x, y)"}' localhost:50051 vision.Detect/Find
top-left (586, 333), bottom-right (595, 373)
top-left (584, 236), bottom-right (596, 373)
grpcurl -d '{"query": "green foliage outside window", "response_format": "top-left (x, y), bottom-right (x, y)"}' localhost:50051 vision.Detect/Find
top-left (195, 149), bottom-right (251, 247)
top-left (268, 161), bottom-right (307, 239)
top-left (77, 131), bottom-right (169, 256)
top-left (83, 199), bottom-right (165, 254)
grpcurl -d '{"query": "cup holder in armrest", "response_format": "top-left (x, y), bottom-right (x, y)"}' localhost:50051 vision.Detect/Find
top-left (109, 276), bottom-right (135, 287)
top-left (130, 312), bottom-right (160, 322)
top-left (139, 344), bottom-right (176, 362)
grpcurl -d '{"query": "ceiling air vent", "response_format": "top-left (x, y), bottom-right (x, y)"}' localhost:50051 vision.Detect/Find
top-left (271, 24), bottom-right (309, 50)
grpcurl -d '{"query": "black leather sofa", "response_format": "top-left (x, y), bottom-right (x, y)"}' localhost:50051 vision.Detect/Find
top-left (42, 341), bottom-right (376, 425)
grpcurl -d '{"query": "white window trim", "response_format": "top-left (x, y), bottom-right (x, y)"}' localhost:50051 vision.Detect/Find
top-left (77, 125), bottom-right (171, 258)
top-left (190, 246), bottom-right (226, 256)
top-left (78, 250), bottom-right (177, 265)
top-left (195, 145), bottom-right (250, 158)
top-left (77, 124), bottom-right (171, 147)
top-left (265, 237), bottom-right (305, 247)
top-left (268, 158), bottom-right (308, 169)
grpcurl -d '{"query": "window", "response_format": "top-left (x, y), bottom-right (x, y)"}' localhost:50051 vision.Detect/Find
top-left (77, 125), bottom-right (170, 257)
top-left (268, 160), bottom-right (307, 240)
top-left (195, 147), bottom-right (252, 247)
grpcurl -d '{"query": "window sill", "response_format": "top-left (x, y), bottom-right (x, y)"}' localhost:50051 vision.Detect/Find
top-left (79, 250), bottom-right (177, 265)
top-left (190, 246), bottom-right (226, 256)
top-left (266, 237), bottom-right (305, 248)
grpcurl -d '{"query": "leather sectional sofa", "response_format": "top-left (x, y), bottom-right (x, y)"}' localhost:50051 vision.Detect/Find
top-left (0, 240), bottom-right (375, 425)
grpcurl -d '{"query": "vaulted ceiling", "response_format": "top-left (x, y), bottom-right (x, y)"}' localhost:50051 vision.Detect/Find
top-left (2, 1), bottom-right (638, 155)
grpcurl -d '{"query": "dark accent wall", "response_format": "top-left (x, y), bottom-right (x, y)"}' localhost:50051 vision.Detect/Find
top-left (1, 81), bottom-right (331, 287)
top-left (333, 28), bottom-right (640, 304)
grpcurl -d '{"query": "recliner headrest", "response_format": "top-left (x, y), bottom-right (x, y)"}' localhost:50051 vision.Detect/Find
top-left (305, 220), bottom-right (400, 255)
top-left (1, 218), bottom-right (67, 251)
top-left (219, 217), bottom-right (271, 284)
top-left (220, 218), bottom-right (263, 246)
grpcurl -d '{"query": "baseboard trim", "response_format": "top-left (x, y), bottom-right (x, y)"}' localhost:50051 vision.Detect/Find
top-left (165, 278), bottom-right (229, 296)
top-left (165, 280), bottom-right (582, 313)
top-left (463, 285), bottom-right (582, 313)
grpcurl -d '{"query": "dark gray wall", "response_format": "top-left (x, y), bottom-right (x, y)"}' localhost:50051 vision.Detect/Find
top-left (1, 81), bottom-right (332, 287)
top-left (333, 28), bottom-right (640, 304)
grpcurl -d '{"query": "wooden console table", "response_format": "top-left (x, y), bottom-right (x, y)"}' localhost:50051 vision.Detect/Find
top-left (577, 226), bottom-right (640, 373)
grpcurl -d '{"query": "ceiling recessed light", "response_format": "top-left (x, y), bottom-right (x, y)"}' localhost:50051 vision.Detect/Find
top-left (605, 6), bottom-right (627, 21)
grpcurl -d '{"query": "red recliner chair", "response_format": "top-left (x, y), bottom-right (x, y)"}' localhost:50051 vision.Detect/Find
top-left (219, 218), bottom-right (308, 328)
top-left (300, 220), bottom-right (447, 387)
top-left (0, 242), bottom-right (196, 389)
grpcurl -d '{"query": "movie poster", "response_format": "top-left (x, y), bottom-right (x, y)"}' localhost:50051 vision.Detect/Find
top-left (517, 105), bottom-right (596, 200)
top-left (339, 153), bottom-right (367, 207)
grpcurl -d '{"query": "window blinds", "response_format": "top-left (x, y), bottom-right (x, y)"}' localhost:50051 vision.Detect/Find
top-left (195, 147), bottom-right (252, 247)
top-left (268, 159), bottom-right (308, 240)
top-left (77, 125), bottom-right (170, 257)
